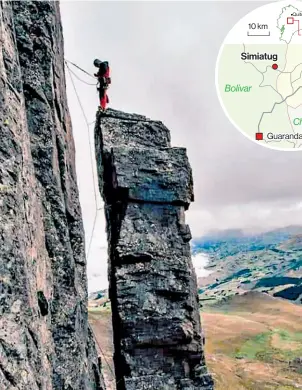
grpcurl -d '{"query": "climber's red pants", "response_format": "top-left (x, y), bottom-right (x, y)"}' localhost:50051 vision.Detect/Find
top-left (99, 88), bottom-right (109, 109)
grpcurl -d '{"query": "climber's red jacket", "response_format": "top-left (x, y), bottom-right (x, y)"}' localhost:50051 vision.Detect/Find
top-left (94, 61), bottom-right (111, 87)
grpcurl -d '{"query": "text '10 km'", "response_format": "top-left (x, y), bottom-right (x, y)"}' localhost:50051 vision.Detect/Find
top-left (248, 23), bottom-right (268, 30)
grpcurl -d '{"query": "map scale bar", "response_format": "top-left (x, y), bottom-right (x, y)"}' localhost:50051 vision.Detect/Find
top-left (247, 31), bottom-right (271, 36)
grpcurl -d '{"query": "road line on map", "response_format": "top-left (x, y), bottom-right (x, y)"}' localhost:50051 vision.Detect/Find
top-left (258, 86), bottom-right (302, 133)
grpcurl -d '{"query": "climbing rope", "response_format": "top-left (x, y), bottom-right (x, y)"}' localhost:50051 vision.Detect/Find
top-left (86, 212), bottom-right (98, 259)
top-left (65, 60), bottom-right (103, 260)
top-left (90, 326), bottom-right (116, 383)
top-left (65, 58), bottom-right (95, 79)
top-left (65, 61), bottom-right (98, 206)
top-left (65, 65), bottom-right (97, 86)
top-left (91, 326), bottom-right (126, 388)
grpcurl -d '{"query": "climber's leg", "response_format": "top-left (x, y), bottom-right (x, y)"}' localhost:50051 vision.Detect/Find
top-left (100, 94), bottom-right (107, 110)
top-left (98, 86), bottom-right (105, 107)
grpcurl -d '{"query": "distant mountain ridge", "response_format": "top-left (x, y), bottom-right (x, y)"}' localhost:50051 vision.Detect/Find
top-left (193, 226), bottom-right (302, 305)
top-left (192, 225), bottom-right (302, 258)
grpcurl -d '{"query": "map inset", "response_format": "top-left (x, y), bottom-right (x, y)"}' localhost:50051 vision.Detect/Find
top-left (216, 1), bottom-right (302, 150)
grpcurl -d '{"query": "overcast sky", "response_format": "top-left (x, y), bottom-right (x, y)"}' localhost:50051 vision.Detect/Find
top-left (60, 1), bottom-right (302, 291)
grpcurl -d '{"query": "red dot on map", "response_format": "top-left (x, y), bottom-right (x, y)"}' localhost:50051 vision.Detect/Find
top-left (272, 63), bottom-right (278, 70)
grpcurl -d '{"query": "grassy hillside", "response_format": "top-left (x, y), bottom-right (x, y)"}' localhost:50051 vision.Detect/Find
top-left (204, 293), bottom-right (302, 389)
top-left (194, 227), bottom-right (302, 305)
top-left (88, 292), bottom-right (302, 389)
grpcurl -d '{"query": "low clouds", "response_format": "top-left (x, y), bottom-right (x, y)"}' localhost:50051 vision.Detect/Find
top-left (61, 1), bottom-right (302, 289)
top-left (187, 200), bottom-right (302, 237)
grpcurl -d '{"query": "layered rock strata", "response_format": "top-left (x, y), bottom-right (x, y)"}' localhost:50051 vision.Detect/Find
top-left (95, 109), bottom-right (214, 390)
top-left (0, 1), bottom-right (104, 389)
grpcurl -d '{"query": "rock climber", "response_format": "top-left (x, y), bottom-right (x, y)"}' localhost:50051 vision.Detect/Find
top-left (93, 59), bottom-right (111, 110)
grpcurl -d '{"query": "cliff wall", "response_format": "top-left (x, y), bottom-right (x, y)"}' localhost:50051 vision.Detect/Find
top-left (0, 1), bottom-right (104, 389)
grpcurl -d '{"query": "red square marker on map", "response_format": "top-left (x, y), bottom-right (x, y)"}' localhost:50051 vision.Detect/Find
top-left (287, 17), bottom-right (294, 24)
top-left (255, 133), bottom-right (263, 140)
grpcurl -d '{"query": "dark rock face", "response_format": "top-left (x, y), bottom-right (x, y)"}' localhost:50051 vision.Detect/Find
top-left (0, 1), bottom-right (104, 389)
top-left (95, 109), bottom-right (214, 389)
